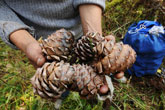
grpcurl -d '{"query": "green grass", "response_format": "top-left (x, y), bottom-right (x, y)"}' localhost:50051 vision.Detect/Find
top-left (0, 0), bottom-right (165, 109)
top-left (0, 38), bottom-right (164, 110)
top-left (0, 40), bottom-right (56, 110)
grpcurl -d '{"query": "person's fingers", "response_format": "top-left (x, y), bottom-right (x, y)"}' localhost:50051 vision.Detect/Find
top-left (114, 71), bottom-right (124, 79)
top-left (105, 35), bottom-right (116, 41)
top-left (36, 55), bottom-right (46, 67)
top-left (29, 53), bottom-right (45, 68)
top-left (99, 85), bottom-right (109, 94)
top-left (25, 42), bottom-right (45, 67)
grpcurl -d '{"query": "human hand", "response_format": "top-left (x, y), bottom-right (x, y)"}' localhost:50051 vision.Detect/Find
top-left (25, 42), bottom-right (45, 68)
top-left (79, 84), bottom-right (109, 100)
top-left (99, 85), bottom-right (109, 94)
top-left (10, 29), bottom-right (45, 68)
top-left (114, 71), bottom-right (124, 79)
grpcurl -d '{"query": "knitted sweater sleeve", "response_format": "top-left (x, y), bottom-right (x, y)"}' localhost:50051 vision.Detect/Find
top-left (0, 0), bottom-right (34, 49)
top-left (73, 0), bottom-right (106, 10)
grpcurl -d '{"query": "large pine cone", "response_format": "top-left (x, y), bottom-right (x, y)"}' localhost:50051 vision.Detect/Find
top-left (75, 32), bottom-right (104, 61)
top-left (93, 42), bottom-right (136, 74)
top-left (75, 32), bottom-right (117, 62)
top-left (39, 29), bottom-right (75, 61)
top-left (31, 61), bottom-right (114, 100)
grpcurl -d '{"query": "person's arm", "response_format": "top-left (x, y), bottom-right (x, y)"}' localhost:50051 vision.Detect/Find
top-left (79, 4), bottom-right (102, 35)
top-left (0, 0), bottom-right (45, 67)
top-left (73, 0), bottom-right (105, 35)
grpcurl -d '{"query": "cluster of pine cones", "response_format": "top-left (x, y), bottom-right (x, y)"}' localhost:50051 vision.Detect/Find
top-left (31, 29), bottom-right (136, 101)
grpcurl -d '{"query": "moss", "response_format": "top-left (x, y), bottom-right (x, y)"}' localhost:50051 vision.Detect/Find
top-left (106, 0), bottom-right (123, 9)
top-left (103, 0), bottom-right (165, 37)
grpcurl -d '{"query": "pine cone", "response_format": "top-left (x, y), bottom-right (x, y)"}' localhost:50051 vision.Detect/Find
top-left (31, 62), bottom-right (66, 100)
top-left (93, 42), bottom-right (136, 74)
top-left (75, 32), bottom-right (116, 62)
top-left (75, 32), bottom-right (104, 61)
top-left (40, 29), bottom-right (75, 61)
top-left (31, 61), bottom-right (114, 100)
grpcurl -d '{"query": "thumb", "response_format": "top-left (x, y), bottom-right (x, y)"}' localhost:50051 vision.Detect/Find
top-left (36, 55), bottom-right (46, 67)
top-left (99, 85), bottom-right (109, 94)
top-left (114, 71), bottom-right (124, 79)
top-left (25, 42), bottom-right (46, 67)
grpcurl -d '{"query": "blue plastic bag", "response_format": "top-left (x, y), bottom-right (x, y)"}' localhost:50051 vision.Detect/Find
top-left (123, 20), bottom-right (165, 77)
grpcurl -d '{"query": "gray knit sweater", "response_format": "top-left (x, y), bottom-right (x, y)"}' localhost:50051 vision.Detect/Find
top-left (0, 0), bottom-right (105, 48)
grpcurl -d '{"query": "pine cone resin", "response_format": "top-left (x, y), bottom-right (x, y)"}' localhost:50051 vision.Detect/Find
top-left (31, 61), bottom-right (114, 101)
